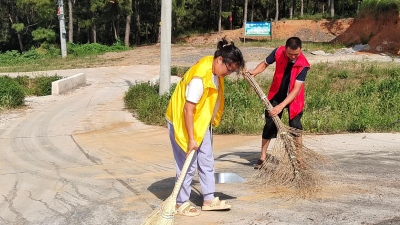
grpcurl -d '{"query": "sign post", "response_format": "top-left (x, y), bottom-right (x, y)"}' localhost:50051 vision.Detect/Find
top-left (244, 22), bottom-right (272, 43)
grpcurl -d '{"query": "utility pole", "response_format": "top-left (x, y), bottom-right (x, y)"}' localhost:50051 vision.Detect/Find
top-left (159, 0), bottom-right (172, 95)
top-left (57, 0), bottom-right (67, 58)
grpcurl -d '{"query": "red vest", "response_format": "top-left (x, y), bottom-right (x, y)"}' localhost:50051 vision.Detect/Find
top-left (268, 46), bottom-right (310, 119)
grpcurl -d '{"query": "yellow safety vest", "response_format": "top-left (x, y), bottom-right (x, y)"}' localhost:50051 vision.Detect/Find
top-left (165, 56), bottom-right (225, 152)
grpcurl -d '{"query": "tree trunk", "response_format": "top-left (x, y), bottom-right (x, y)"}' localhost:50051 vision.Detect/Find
top-left (341, 0), bottom-right (344, 16)
top-left (68, 0), bottom-right (73, 42)
top-left (218, 0), bottom-right (222, 33)
top-left (243, 0), bottom-right (248, 28)
top-left (234, 0), bottom-right (237, 28)
top-left (134, 0), bottom-right (140, 45)
top-left (330, 0), bottom-right (334, 17)
top-left (92, 23), bottom-right (97, 43)
top-left (208, 0), bottom-right (212, 31)
top-left (112, 20), bottom-right (117, 41)
top-left (229, 0), bottom-right (232, 30)
top-left (8, 2), bottom-right (23, 52)
top-left (15, 16), bottom-right (23, 52)
top-left (301, 0), bottom-right (304, 16)
top-left (289, 0), bottom-right (293, 18)
top-left (266, 0), bottom-right (270, 20)
top-left (275, 0), bottom-right (279, 21)
top-left (251, 0), bottom-right (254, 22)
top-left (124, 0), bottom-right (132, 47)
top-left (116, 5), bottom-right (120, 38)
top-left (146, 23), bottom-right (148, 43)
top-left (313, 0), bottom-right (318, 15)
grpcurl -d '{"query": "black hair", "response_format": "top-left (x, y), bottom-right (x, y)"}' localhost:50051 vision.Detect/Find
top-left (285, 37), bottom-right (302, 50)
top-left (214, 37), bottom-right (245, 70)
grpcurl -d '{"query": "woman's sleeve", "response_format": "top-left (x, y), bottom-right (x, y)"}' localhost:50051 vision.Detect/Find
top-left (185, 77), bottom-right (204, 103)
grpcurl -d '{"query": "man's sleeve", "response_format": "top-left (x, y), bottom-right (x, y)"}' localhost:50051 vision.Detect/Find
top-left (265, 48), bottom-right (278, 65)
top-left (295, 67), bottom-right (308, 83)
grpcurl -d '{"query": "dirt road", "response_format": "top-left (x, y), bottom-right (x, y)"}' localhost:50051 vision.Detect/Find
top-left (0, 46), bottom-right (399, 224)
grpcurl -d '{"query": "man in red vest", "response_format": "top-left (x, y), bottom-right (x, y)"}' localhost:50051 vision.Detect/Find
top-left (247, 37), bottom-right (310, 169)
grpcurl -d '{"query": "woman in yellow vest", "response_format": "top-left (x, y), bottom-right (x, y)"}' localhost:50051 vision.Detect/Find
top-left (165, 38), bottom-right (244, 216)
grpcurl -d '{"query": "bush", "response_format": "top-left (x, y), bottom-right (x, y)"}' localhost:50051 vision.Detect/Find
top-left (124, 82), bottom-right (174, 126)
top-left (31, 75), bottom-right (63, 96)
top-left (0, 76), bottom-right (25, 108)
top-left (67, 42), bottom-right (129, 56)
top-left (171, 66), bottom-right (190, 77)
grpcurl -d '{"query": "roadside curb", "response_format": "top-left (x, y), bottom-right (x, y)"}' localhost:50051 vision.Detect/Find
top-left (52, 73), bottom-right (86, 95)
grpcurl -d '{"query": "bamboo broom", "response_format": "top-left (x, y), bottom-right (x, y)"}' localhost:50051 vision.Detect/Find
top-left (142, 150), bottom-right (196, 225)
top-left (242, 70), bottom-right (327, 197)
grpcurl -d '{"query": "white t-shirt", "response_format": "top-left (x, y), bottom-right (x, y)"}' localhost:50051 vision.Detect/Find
top-left (185, 73), bottom-right (219, 103)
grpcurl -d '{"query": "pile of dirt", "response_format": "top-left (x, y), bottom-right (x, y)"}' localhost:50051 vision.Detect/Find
top-left (333, 12), bottom-right (400, 55)
top-left (173, 19), bottom-right (353, 44)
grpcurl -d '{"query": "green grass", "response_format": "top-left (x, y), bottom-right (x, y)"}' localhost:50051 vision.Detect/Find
top-left (124, 61), bottom-right (400, 134)
top-left (359, 0), bottom-right (400, 16)
top-left (171, 66), bottom-right (191, 77)
top-left (0, 42), bottom-right (132, 73)
top-left (303, 61), bottom-right (400, 133)
top-left (237, 39), bottom-right (345, 53)
top-left (0, 74), bottom-right (63, 109)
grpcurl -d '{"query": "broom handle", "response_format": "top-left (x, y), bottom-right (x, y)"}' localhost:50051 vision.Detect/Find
top-left (171, 149), bottom-right (196, 198)
top-left (242, 71), bottom-right (298, 174)
top-left (242, 71), bottom-right (276, 115)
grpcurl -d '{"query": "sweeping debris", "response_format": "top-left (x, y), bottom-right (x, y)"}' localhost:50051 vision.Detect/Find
top-left (242, 70), bottom-right (330, 197)
top-left (141, 150), bottom-right (196, 225)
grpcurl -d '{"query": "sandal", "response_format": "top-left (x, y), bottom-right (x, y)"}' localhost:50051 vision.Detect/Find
top-left (202, 197), bottom-right (232, 211)
top-left (254, 159), bottom-right (264, 169)
top-left (175, 202), bottom-right (201, 217)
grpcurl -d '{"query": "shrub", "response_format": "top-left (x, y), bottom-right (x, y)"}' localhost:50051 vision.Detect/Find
top-left (31, 75), bottom-right (63, 96)
top-left (124, 82), bottom-right (174, 126)
top-left (0, 76), bottom-right (25, 108)
top-left (67, 42), bottom-right (128, 56)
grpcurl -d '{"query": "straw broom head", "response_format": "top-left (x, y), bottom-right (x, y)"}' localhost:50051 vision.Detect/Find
top-left (141, 196), bottom-right (175, 225)
top-left (142, 150), bottom-right (196, 224)
top-left (241, 70), bottom-right (332, 198)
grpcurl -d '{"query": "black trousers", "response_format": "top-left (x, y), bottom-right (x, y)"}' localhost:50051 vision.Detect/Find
top-left (262, 99), bottom-right (303, 140)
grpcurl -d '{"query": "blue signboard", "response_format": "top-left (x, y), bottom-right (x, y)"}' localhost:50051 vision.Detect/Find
top-left (245, 22), bottom-right (271, 36)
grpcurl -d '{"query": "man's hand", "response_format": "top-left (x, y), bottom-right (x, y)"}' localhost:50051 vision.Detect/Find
top-left (246, 70), bottom-right (257, 77)
top-left (186, 139), bottom-right (198, 158)
top-left (269, 104), bottom-right (285, 117)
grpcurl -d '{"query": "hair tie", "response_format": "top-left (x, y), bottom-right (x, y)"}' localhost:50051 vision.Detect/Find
top-left (223, 44), bottom-right (227, 47)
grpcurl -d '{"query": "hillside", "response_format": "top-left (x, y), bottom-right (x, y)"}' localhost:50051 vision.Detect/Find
top-left (173, 19), bottom-right (354, 44)
top-left (334, 11), bottom-right (400, 55)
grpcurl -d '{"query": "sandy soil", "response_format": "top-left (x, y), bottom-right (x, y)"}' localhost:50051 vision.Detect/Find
top-left (0, 18), bottom-right (400, 224)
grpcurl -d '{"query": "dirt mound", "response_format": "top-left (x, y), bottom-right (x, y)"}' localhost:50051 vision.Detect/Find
top-left (173, 19), bottom-right (353, 45)
top-left (333, 12), bottom-right (400, 55)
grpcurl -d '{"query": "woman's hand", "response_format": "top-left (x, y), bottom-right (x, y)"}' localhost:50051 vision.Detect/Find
top-left (186, 139), bottom-right (198, 158)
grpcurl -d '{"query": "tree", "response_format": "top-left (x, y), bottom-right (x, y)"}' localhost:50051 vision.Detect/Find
top-left (134, 0), bottom-right (140, 45)
top-left (275, 0), bottom-right (279, 21)
top-left (301, 0), bottom-right (304, 16)
top-left (290, 0), bottom-right (294, 18)
top-left (265, 0), bottom-right (270, 20)
top-left (68, 0), bottom-right (74, 42)
top-left (251, 0), bottom-right (254, 22)
top-left (218, 0), bottom-right (222, 33)
top-left (124, 0), bottom-right (132, 46)
top-left (330, 0), bottom-right (335, 17)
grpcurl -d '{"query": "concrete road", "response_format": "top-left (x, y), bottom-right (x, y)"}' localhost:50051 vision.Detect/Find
top-left (0, 65), bottom-right (400, 225)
